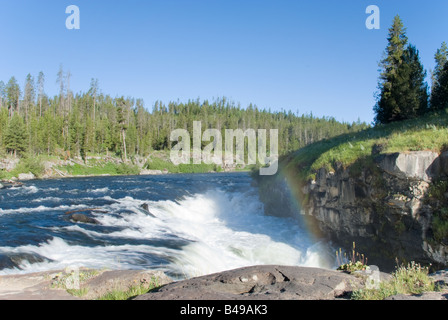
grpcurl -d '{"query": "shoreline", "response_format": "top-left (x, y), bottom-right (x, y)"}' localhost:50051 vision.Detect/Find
top-left (1, 163), bottom-right (252, 184)
top-left (0, 151), bottom-right (255, 184)
top-left (0, 265), bottom-right (446, 300)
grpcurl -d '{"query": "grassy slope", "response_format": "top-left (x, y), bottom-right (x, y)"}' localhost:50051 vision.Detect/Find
top-left (283, 110), bottom-right (448, 181)
top-left (274, 110), bottom-right (448, 247)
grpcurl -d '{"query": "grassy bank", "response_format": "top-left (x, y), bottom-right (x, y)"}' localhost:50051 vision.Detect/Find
top-left (0, 150), bottom-right (251, 181)
top-left (253, 110), bottom-right (448, 265)
top-left (283, 109), bottom-right (448, 181)
top-left (60, 162), bottom-right (141, 176)
top-left (0, 156), bottom-right (46, 180)
top-left (143, 155), bottom-right (222, 174)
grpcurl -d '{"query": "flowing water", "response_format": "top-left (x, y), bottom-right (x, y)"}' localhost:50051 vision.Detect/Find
top-left (0, 172), bottom-right (334, 279)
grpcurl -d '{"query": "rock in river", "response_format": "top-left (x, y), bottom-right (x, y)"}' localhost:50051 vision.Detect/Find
top-left (140, 203), bottom-right (156, 218)
top-left (17, 172), bottom-right (36, 181)
top-left (69, 213), bottom-right (100, 225)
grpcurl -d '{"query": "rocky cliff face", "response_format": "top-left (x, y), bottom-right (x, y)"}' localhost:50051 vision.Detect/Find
top-left (257, 151), bottom-right (448, 272)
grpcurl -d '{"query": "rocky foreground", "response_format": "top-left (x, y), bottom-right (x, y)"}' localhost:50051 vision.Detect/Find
top-left (0, 265), bottom-right (447, 300)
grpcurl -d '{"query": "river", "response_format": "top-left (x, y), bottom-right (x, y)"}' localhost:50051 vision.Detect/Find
top-left (0, 172), bottom-right (334, 279)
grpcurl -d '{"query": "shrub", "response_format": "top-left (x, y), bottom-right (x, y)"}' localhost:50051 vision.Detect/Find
top-left (432, 208), bottom-right (448, 243)
top-left (427, 180), bottom-right (448, 243)
top-left (14, 156), bottom-right (45, 178)
top-left (114, 163), bottom-right (140, 175)
top-left (351, 262), bottom-right (437, 300)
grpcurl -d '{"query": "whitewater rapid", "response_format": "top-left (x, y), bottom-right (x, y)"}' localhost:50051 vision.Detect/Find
top-left (0, 173), bottom-right (335, 279)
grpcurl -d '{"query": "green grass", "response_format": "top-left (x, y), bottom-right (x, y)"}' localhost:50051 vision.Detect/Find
top-left (351, 262), bottom-right (438, 300)
top-left (283, 110), bottom-right (448, 181)
top-left (96, 284), bottom-right (152, 300)
top-left (50, 269), bottom-right (99, 298)
top-left (66, 287), bottom-right (90, 297)
top-left (49, 269), bottom-right (161, 300)
top-left (96, 277), bottom-right (160, 300)
top-left (144, 156), bottom-right (222, 174)
top-left (59, 162), bottom-right (140, 176)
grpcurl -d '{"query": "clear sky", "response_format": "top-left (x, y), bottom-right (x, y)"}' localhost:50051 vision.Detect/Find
top-left (0, 0), bottom-right (447, 124)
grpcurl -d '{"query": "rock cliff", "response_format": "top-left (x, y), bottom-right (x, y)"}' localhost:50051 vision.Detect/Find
top-left (257, 151), bottom-right (448, 272)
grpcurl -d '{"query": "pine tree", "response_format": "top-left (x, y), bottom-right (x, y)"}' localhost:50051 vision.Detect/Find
top-left (4, 113), bottom-right (28, 157)
top-left (430, 62), bottom-right (448, 111)
top-left (374, 15), bottom-right (408, 124)
top-left (431, 42), bottom-right (448, 88)
top-left (430, 42), bottom-right (448, 111)
top-left (23, 74), bottom-right (35, 122)
top-left (398, 45), bottom-right (429, 117)
top-left (6, 77), bottom-right (20, 117)
top-left (374, 16), bottom-right (428, 123)
top-left (116, 97), bottom-right (128, 162)
top-left (37, 71), bottom-right (45, 117)
top-left (0, 81), bottom-right (5, 109)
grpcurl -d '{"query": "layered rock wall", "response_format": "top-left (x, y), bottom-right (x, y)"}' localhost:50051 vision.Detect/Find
top-left (258, 151), bottom-right (448, 272)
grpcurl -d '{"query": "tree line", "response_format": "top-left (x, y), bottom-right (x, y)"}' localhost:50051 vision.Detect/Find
top-left (374, 15), bottom-right (448, 124)
top-left (0, 66), bottom-right (367, 161)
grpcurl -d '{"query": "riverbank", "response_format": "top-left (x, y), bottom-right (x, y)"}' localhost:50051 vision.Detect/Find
top-left (0, 265), bottom-right (447, 300)
top-left (0, 151), bottom-right (253, 183)
top-left (0, 268), bottom-right (171, 300)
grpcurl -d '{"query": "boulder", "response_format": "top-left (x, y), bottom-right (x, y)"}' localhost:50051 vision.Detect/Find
top-left (18, 172), bottom-right (36, 181)
top-left (376, 151), bottom-right (440, 182)
top-left (81, 270), bottom-right (172, 300)
top-left (69, 213), bottom-right (100, 225)
top-left (0, 252), bottom-right (52, 270)
top-left (140, 169), bottom-right (163, 175)
top-left (430, 269), bottom-right (448, 289)
top-left (140, 203), bottom-right (156, 217)
top-left (0, 158), bottom-right (19, 171)
top-left (134, 265), bottom-right (364, 300)
top-left (140, 203), bottom-right (150, 212)
top-left (0, 268), bottom-right (172, 300)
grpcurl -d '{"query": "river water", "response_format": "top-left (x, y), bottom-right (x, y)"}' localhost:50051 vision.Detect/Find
top-left (0, 172), bottom-right (334, 279)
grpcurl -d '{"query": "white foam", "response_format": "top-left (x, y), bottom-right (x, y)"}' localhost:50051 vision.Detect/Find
top-left (0, 186), bottom-right (335, 278)
top-left (31, 197), bottom-right (63, 203)
top-left (0, 204), bottom-right (89, 215)
top-left (0, 237), bottom-right (178, 275)
top-left (22, 185), bottom-right (39, 193)
top-left (89, 187), bottom-right (110, 193)
top-left (94, 188), bottom-right (335, 278)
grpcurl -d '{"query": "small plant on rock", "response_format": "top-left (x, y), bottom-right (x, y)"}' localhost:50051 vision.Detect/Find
top-left (336, 242), bottom-right (369, 273)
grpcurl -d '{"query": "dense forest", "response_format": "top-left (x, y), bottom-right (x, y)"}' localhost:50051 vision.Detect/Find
top-left (0, 66), bottom-right (368, 162)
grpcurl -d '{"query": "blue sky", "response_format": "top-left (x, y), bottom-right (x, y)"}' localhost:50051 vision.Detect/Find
top-left (0, 0), bottom-right (447, 124)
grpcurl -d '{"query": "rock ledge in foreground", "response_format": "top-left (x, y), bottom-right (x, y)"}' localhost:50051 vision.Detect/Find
top-left (134, 265), bottom-right (365, 300)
